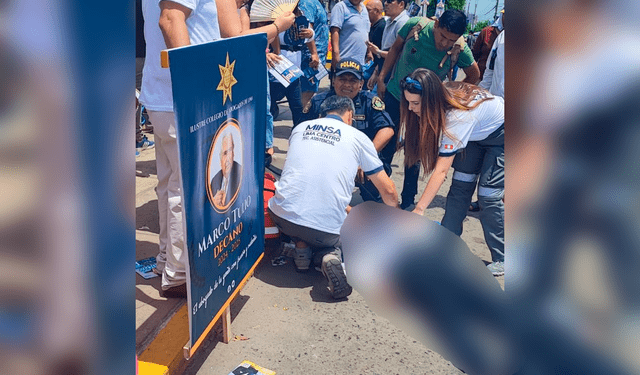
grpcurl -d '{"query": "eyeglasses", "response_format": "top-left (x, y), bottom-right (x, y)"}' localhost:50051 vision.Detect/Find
top-left (401, 76), bottom-right (423, 92)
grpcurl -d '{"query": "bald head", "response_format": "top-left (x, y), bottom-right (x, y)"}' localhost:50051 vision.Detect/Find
top-left (366, 0), bottom-right (384, 23)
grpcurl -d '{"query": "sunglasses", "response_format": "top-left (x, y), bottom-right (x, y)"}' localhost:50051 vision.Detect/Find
top-left (400, 76), bottom-right (423, 92)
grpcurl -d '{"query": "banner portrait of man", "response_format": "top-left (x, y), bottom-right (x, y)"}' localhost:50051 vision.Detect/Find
top-left (207, 120), bottom-right (243, 212)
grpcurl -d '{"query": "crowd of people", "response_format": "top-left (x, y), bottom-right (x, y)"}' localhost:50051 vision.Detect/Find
top-left (138, 0), bottom-right (504, 299)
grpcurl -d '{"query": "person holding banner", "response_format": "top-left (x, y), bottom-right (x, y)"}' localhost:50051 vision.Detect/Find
top-left (140, 0), bottom-right (294, 297)
top-left (268, 95), bottom-right (398, 299)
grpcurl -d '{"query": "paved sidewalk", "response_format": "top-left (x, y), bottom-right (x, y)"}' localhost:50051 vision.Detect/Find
top-left (135, 77), bottom-right (500, 374)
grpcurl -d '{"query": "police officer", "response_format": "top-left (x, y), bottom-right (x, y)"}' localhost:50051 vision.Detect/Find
top-left (301, 58), bottom-right (395, 202)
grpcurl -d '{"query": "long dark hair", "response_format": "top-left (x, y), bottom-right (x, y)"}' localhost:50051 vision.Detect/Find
top-left (398, 68), bottom-right (493, 174)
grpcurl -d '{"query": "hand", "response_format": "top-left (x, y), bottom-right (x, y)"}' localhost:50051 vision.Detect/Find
top-left (275, 11), bottom-right (295, 31)
top-left (377, 78), bottom-right (386, 100)
top-left (356, 168), bottom-right (365, 184)
top-left (367, 70), bottom-right (378, 90)
top-left (298, 28), bottom-right (313, 39)
top-left (412, 206), bottom-right (425, 216)
top-left (346, 205), bottom-right (352, 214)
top-left (213, 190), bottom-right (226, 207)
top-left (309, 53), bottom-right (320, 69)
top-left (365, 50), bottom-right (373, 63)
top-left (267, 52), bottom-right (281, 68)
top-left (331, 54), bottom-right (340, 70)
top-left (366, 41), bottom-right (379, 56)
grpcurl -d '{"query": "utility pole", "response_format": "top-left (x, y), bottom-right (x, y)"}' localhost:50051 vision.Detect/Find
top-left (494, 0), bottom-right (499, 20)
top-left (473, 0), bottom-right (478, 28)
top-left (466, 0), bottom-right (470, 16)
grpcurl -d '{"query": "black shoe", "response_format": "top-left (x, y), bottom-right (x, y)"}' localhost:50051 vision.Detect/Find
top-left (160, 283), bottom-right (187, 298)
top-left (469, 201), bottom-right (480, 212)
top-left (400, 200), bottom-right (414, 210)
top-left (265, 153), bottom-right (272, 168)
top-left (321, 254), bottom-right (352, 299)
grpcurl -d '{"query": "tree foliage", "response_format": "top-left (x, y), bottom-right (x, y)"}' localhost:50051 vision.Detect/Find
top-left (425, 0), bottom-right (466, 18)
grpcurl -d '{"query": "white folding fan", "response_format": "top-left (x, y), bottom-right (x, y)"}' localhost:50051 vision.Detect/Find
top-left (249, 0), bottom-right (299, 22)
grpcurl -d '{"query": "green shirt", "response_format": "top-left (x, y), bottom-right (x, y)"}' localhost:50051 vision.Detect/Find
top-left (387, 18), bottom-right (475, 101)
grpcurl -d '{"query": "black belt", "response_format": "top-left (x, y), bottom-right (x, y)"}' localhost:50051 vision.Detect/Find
top-left (280, 44), bottom-right (304, 52)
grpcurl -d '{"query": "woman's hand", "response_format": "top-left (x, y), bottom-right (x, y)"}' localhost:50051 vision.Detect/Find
top-left (274, 11), bottom-right (295, 32)
top-left (412, 206), bottom-right (425, 216)
top-left (267, 52), bottom-right (281, 68)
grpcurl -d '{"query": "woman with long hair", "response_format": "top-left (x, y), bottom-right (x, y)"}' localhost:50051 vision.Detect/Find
top-left (399, 68), bottom-right (505, 276)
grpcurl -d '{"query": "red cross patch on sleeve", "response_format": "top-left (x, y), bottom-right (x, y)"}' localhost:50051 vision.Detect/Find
top-left (444, 144), bottom-right (454, 150)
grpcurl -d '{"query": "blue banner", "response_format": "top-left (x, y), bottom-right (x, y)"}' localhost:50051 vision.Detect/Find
top-left (167, 34), bottom-right (267, 350)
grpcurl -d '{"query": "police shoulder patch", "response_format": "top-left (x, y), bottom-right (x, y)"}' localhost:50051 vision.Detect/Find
top-left (372, 96), bottom-right (385, 111)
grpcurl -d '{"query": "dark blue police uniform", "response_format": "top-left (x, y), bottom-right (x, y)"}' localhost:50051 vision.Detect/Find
top-left (301, 89), bottom-right (396, 202)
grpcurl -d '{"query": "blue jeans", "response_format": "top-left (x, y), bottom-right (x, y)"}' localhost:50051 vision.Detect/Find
top-left (266, 73), bottom-right (274, 149)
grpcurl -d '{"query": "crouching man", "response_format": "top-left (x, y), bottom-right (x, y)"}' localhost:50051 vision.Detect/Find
top-left (268, 95), bottom-right (398, 299)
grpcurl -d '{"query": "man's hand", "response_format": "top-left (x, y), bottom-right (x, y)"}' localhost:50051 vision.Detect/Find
top-left (213, 190), bottom-right (226, 207)
top-left (377, 77), bottom-right (386, 100)
top-left (367, 69), bottom-right (378, 90)
top-left (366, 41), bottom-right (380, 56)
top-left (298, 28), bottom-right (314, 40)
top-left (267, 52), bottom-right (281, 68)
top-left (309, 53), bottom-right (320, 69)
top-left (412, 206), bottom-right (425, 215)
top-left (365, 50), bottom-right (374, 63)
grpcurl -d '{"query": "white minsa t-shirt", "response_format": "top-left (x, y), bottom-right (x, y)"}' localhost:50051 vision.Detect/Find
top-left (269, 115), bottom-right (383, 234)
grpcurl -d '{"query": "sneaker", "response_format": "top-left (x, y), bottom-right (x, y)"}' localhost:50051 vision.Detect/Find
top-left (294, 245), bottom-right (312, 272)
top-left (136, 135), bottom-right (155, 151)
top-left (486, 261), bottom-right (504, 276)
top-left (281, 241), bottom-right (296, 258)
top-left (160, 283), bottom-right (187, 298)
top-left (321, 254), bottom-right (352, 299)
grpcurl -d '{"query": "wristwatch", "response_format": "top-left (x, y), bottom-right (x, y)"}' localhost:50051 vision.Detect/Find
top-left (376, 51), bottom-right (381, 58)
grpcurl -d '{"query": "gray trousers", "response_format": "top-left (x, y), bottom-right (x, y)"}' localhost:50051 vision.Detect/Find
top-left (441, 125), bottom-right (504, 263)
top-left (267, 208), bottom-right (342, 265)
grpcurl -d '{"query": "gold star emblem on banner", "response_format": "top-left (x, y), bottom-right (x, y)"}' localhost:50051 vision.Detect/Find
top-left (217, 53), bottom-right (238, 105)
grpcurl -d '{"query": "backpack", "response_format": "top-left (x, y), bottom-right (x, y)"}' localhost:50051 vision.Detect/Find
top-left (402, 17), bottom-right (466, 81)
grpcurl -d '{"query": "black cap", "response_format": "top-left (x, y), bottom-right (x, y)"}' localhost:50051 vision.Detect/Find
top-left (335, 58), bottom-right (363, 80)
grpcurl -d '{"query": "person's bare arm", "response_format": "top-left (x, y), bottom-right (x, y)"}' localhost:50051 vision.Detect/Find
top-left (159, 1), bottom-right (192, 48)
top-left (368, 169), bottom-right (399, 208)
top-left (330, 26), bottom-right (341, 69)
top-left (412, 155), bottom-right (455, 215)
top-left (377, 36), bottom-right (404, 99)
top-left (461, 62), bottom-right (481, 84)
top-left (372, 127), bottom-right (394, 152)
top-left (238, 6), bottom-right (250, 32)
top-left (304, 27), bottom-right (320, 69)
top-left (217, 0), bottom-right (295, 39)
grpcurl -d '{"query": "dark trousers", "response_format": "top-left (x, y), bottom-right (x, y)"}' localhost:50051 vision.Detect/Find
top-left (441, 125), bottom-right (504, 262)
top-left (383, 93), bottom-right (420, 206)
top-left (267, 208), bottom-right (342, 265)
top-left (270, 79), bottom-right (304, 127)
